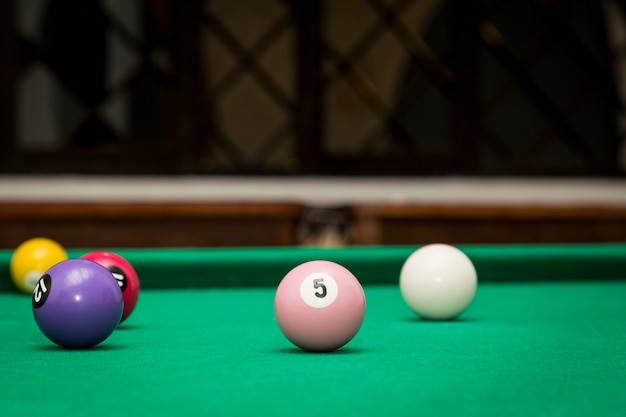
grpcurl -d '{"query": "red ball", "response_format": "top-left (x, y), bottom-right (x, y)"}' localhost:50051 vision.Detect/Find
top-left (80, 251), bottom-right (140, 323)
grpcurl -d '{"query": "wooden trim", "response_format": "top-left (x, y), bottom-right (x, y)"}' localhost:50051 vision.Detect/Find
top-left (2, 201), bottom-right (625, 248)
top-left (353, 204), bottom-right (626, 219)
top-left (0, 202), bottom-right (302, 248)
top-left (0, 202), bottom-right (301, 219)
top-left (352, 204), bottom-right (626, 244)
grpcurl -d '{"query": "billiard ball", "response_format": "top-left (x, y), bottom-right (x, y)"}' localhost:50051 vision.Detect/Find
top-left (10, 237), bottom-right (68, 294)
top-left (32, 259), bottom-right (123, 349)
top-left (80, 251), bottom-right (140, 323)
top-left (400, 243), bottom-right (477, 320)
top-left (274, 260), bottom-right (366, 352)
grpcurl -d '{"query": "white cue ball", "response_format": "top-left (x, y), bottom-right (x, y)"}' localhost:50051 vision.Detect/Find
top-left (400, 244), bottom-right (477, 320)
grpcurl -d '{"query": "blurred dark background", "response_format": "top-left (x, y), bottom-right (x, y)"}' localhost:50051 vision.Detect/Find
top-left (1, 0), bottom-right (625, 176)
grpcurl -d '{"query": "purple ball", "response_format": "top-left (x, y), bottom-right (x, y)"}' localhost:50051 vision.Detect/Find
top-left (32, 259), bottom-right (124, 349)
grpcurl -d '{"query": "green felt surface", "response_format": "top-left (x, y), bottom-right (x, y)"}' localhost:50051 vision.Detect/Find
top-left (2, 243), bottom-right (626, 292)
top-left (1, 282), bottom-right (626, 416)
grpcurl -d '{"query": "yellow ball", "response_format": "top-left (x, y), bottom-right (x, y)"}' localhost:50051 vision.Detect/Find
top-left (10, 238), bottom-right (68, 294)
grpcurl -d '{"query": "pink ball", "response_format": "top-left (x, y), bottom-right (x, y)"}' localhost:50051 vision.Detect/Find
top-left (80, 251), bottom-right (140, 323)
top-left (274, 260), bottom-right (366, 352)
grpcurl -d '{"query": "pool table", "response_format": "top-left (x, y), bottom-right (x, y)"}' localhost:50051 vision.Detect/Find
top-left (1, 244), bottom-right (626, 417)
